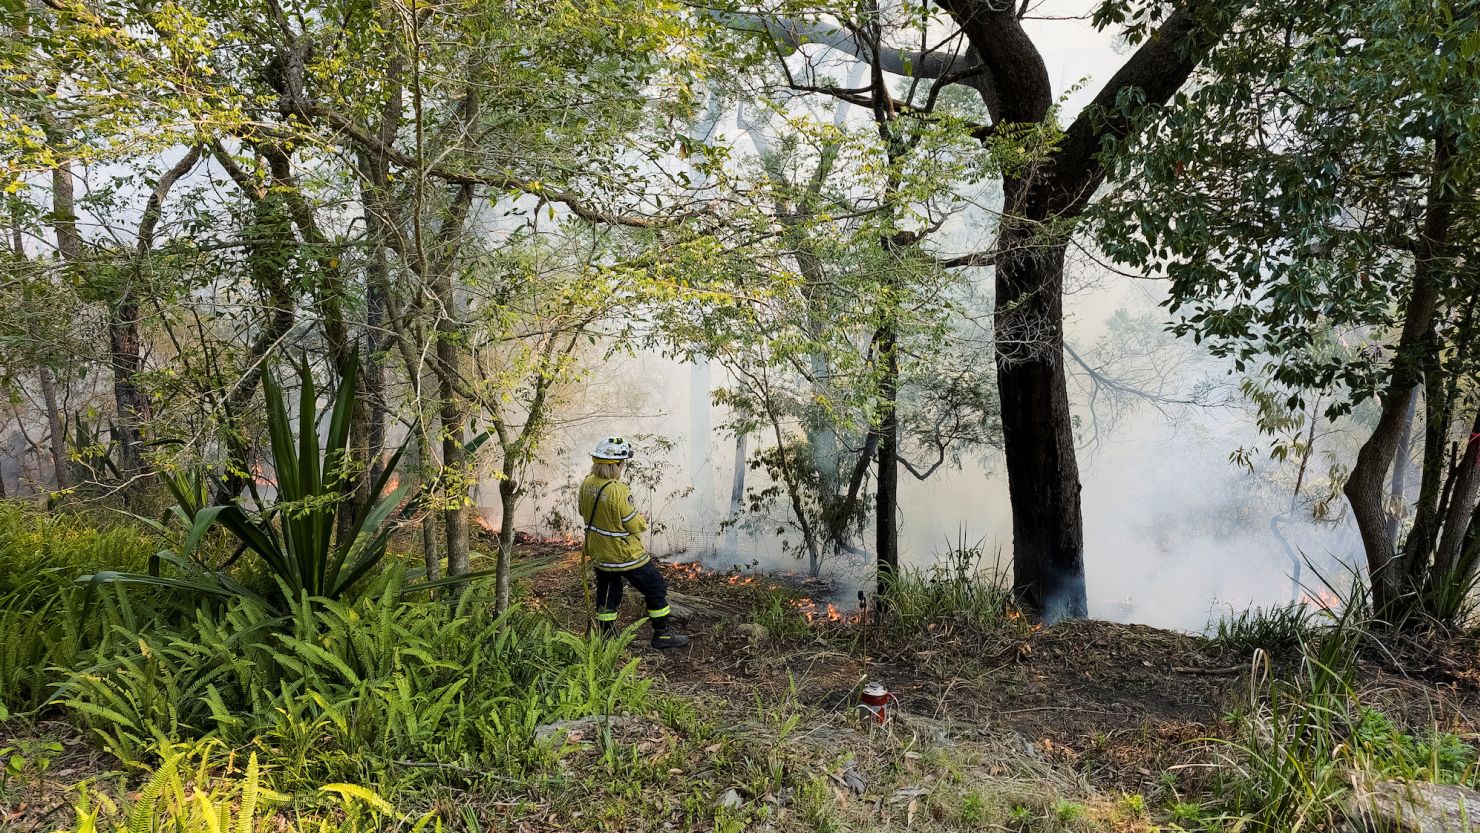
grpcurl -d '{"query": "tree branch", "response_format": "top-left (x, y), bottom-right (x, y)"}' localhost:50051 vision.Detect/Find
top-left (1051, 4), bottom-right (1244, 212)
top-left (702, 7), bottom-right (998, 120)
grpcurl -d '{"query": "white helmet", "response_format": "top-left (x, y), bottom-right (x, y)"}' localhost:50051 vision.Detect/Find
top-left (592, 436), bottom-right (633, 462)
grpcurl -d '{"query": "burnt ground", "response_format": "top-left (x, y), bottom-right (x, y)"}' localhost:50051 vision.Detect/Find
top-left (525, 546), bottom-right (1480, 797)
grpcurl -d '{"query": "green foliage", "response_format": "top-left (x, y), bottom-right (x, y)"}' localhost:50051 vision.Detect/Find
top-left (0, 737), bottom-right (62, 798)
top-left (87, 356), bottom-right (410, 608)
top-left (1095, 0), bottom-right (1480, 408)
top-left (1209, 602), bottom-right (1318, 654)
top-left (1214, 591), bottom-right (1480, 830)
top-left (0, 505), bottom-right (166, 712)
top-left (749, 589), bottom-right (813, 643)
top-left (58, 741), bottom-right (439, 833)
top-left (882, 533), bottom-right (1027, 642)
top-left (58, 574), bottom-right (650, 782)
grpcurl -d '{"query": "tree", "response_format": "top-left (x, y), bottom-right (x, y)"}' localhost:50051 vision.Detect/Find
top-left (656, 61), bottom-right (997, 579)
top-left (4, 0), bottom-right (717, 588)
top-left (1094, 0), bottom-right (1480, 623)
top-left (715, 0), bottom-right (1244, 617)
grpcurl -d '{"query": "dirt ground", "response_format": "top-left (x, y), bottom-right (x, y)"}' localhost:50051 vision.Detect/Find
top-left (525, 546), bottom-right (1480, 796)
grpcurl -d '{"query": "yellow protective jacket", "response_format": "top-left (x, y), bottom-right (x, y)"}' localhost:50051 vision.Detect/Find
top-left (578, 475), bottom-right (650, 571)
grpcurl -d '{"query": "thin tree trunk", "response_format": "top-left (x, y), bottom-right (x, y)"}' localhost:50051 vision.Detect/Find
top-left (875, 325), bottom-right (899, 587)
top-left (108, 300), bottom-right (148, 477)
top-left (364, 246), bottom-right (389, 488)
top-left (1386, 390), bottom-right (1419, 542)
top-left (115, 146), bottom-right (202, 483)
top-left (416, 425), bottom-right (441, 582)
top-left (43, 147), bottom-right (79, 494)
top-left (261, 145), bottom-right (368, 540)
top-left (439, 367), bottom-right (470, 578)
top-left (426, 177), bottom-right (475, 581)
top-left (37, 366), bottom-right (68, 491)
top-left (724, 431), bottom-right (747, 555)
top-left (208, 144), bottom-right (298, 505)
top-left (1403, 360), bottom-right (1453, 581)
top-left (1432, 410), bottom-right (1480, 588)
top-left (496, 466), bottom-right (517, 611)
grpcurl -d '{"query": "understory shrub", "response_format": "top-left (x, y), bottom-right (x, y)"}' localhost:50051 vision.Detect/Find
top-left (0, 504), bottom-right (171, 712)
top-left (883, 534), bottom-right (1026, 639)
top-left (58, 572), bottom-right (651, 785)
top-left (1213, 595), bottom-right (1480, 831)
top-left (61, 739), bottom-right (438, 833)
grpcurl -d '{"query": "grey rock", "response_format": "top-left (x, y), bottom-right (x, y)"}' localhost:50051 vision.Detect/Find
top-left (736, 623), bottom-right (769, 643)
top-left (1346, 780), bottom-right (1480, 832)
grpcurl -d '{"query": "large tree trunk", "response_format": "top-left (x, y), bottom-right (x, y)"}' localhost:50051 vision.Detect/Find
top-left (1343, 134), bottom-right (1455, 618)
top-left (993, 220), bottom-right (1085, 619)
top-left (922, 0), bottom-right (1236, 619)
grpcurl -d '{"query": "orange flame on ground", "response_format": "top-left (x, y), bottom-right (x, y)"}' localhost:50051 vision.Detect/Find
top-left (792, 599), bottom-right (850, 624)
top-left (1301, 589), bottom-right (1340, 611)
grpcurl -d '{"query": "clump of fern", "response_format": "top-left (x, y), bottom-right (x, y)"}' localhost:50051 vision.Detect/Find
top-left (63, 740), bottom-right (439, 833)
top-left (57, 573), bottom-right (650, 786)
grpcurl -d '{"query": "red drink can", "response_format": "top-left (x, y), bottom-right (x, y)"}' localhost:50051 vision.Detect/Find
top-left (858, 681), bottom-right (896, 725)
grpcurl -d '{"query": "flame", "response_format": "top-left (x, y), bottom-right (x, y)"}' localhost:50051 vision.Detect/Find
top-left (1301, 589), bottom-right (1341, 611)
top-left (251, 462), bottom-right (278, 489)
top-left (792, 598), bottom-right (850, 624)
top-left (472, 514), bottom-right (499, 535)
top-left (668, 561), bottom-right (707, 579)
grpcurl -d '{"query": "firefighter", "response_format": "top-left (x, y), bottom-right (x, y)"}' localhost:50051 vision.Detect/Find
top-left (579, 436), bottom-right (690, 649)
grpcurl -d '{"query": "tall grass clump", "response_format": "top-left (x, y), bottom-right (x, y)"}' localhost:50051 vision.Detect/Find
top-left (58, 572), bottom-right (651, 785)
top-left (882, 532), bottom-right (1026, 640)
top-left (1209, 602), bottom-right (1318, 654)
top-left (1213, 582), bottom-right (1480, 831)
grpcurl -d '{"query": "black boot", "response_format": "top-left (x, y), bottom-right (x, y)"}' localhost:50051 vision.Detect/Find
top-left (596, 619), bottom-right (616, 638)
top-left (650, 619), bottom-right (689, 649)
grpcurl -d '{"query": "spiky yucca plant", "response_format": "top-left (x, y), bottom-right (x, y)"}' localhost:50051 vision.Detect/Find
top-left (84, 355), bottom-right (409, 610)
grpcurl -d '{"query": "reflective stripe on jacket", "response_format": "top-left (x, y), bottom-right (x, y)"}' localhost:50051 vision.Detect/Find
top-left (579, 475), bottom-right (649, 571)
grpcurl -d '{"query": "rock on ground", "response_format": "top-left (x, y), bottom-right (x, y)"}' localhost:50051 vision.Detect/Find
top-left (1346, 780), bottom-right (1480, 832)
